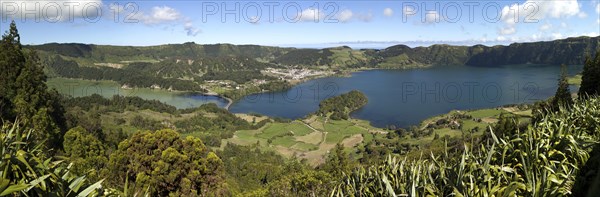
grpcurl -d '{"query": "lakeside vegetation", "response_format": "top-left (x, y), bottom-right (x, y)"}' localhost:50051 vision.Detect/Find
top-left (317, 90), bottom-right (368, 120)
top-left (3, 21), bottom-right (600, 196)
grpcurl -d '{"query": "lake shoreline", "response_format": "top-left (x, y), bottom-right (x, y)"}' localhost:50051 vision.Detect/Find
top-left (48, 64), bottom-right (581, 130)
top-left (228, 64), bottom-right (582, 128)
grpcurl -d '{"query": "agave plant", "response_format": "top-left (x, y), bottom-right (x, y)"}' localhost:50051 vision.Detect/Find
top-left (332, 97), bottom-right (600, 197)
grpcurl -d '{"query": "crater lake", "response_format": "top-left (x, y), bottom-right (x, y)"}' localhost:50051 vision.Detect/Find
top-left (229, 64), bottom-right (582, 128)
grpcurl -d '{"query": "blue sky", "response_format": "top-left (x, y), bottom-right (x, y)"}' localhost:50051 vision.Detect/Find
top-left (1, 0), bottom-right (599, 48)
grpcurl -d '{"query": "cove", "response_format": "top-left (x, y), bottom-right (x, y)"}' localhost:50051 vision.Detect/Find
top-left (229, 64), bottom-right (582, 128)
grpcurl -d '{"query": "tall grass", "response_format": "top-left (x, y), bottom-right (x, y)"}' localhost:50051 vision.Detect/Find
top-left (332, 98), bottom-right (600, 197)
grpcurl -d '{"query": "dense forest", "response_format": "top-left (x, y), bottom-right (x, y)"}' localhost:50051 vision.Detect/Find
top-left (44, 55), bottom-right (206, 92)
top-left (3, 21), bottom-right (600, 196)
top-left (317, 90), bottom-right (368, 120)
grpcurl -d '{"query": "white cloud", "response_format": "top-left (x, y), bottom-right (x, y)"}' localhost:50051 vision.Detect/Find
top-left (337, 9), bottom-right (353, 22)
top-left (403, 5), bottom-right (415, 16)
top-left (248, 16), bottom-right (260, 24)
top-left (498, 26), bottom-right (516, 35)
top-left (0, 0), bottom-right (103, 21)
top-left (121, 5), bottom-right (198, 36)
top-left (538, 0), bottom-right (580, 18)
top-left (356, 11), bottom-right (373, 22)
top-left (496, 36), bottom-right (507, 41)
top-left (539, 23), bottom-right (552, 31)
top-left (297, 8), bottom-right (323, 22)
top-left (582, 32), bottom-right (600, 37)
top-left (597, 3), bottom-right (600, 13)
top-left (133, 6), bottom-right (181, 25)
top-left (423, 10), bottom-right (440, 24)
top-left (498, 0), bottom-right (581, 36)
top-left (551, 33), bottom-right (564, 40)
top-left (560, 22), bottom-right (568, 28)
top-left (531, 34), bottom-right (539, 41)
top-left (151, 6), bottom-right (179, 21)
top-left (501, 0), bottom-right (580, 24)
top-left (183, 21), bottom-right (200, 36)
top-left (383, 8), bottom-right (393, 17)
top-left (331, 9), bottom-right (372, 23)
top-left (108, 3), bottom-right (125, 14)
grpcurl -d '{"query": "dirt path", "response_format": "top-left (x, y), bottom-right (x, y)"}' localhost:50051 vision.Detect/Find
top-left (223, 97), bottom-right (233, 110)
top-left (341, 134), bottom-right (363, 148)
top-left (301, 121), bottom-right (321, 132)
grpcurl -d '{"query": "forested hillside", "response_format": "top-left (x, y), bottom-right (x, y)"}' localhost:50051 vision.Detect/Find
top-left (30, 36), bottom-right (600, 73)
top-left (29, 42), bottom-right (292, 61)
top-left (466, 36), bottom-right (600, 66)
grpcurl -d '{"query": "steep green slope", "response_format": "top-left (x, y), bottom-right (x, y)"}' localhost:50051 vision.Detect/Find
top-left (466, 36), bottom-right (600, 66)
top-left (28, 42), bottom-right (292, 62)
top-left (374, 36), bottom-right (600, 68)
top-left (273, 46), bottom-right (370, 68)
top-left (373, 44), bottom-right (475, 68)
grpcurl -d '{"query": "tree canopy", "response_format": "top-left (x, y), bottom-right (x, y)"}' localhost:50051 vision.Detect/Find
top-left (107, 129), bottom-right (225, 196)
top-left (552, 64), bottom-right (574, 110)
top-left (317, 90), bottom-right (368, 120)
top-left (579, 52), bottom-right (600, 98)
top-left (0, 21), bottom-right (66, 150)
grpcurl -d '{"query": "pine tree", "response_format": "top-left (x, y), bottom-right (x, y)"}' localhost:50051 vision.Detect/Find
top-left (322, 143), bottom-right (352, 177)
top-left (0, 21), bottom-right (66, 149)
top-left (578, 51), bottom-right (600, 99)
top-left (552, 64), bottom-right (573, 110)
top-left (0, 21), bottom-right (26, 120)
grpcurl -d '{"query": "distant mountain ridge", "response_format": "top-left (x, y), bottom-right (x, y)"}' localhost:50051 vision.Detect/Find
top-left (465, 36), bottom-right (599, 66)
top-left (28, 36), bottom-right (600, 69)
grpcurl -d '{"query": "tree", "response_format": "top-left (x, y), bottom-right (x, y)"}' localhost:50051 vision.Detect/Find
top-left (552, 64), bottom-right (573, 110)
top-left (0, 21), bottom-right (25, 120)
top-left (63, 126), bottom-right (108, 181)
top-left (0, 21), bottom-right (66, 150)
top-left (321, 143), bottom-right (353, 177)
top-left (218, 143), bottom-right (288, 193)
top-left (107, 129), bottom-right (225, 196)
top-left (266, 169), bottom-right (334, 197)
top-left (492, 114), bottom-right (519, 137)
top-left (13, 51), bottom-right (63, 147)
top-left (317, 90), bottom-right (368, 120)
top-left (579, 51), bottom-right (600, 98)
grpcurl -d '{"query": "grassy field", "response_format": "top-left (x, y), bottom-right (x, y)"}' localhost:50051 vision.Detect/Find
top-left (220, 105), bottom-right (533, 166)
top-left (568, 74), bottom-right (582, 86)
top-left (91, 94), bottom-right (533, 167)
top-left (328, 48), bottom-right (368, 68)
top-left (466, 108), bottom-right (505, 118)
top-left (411, 107), bottom-right (528, 146)
top-left (221, 116), bottom-right (385, 166)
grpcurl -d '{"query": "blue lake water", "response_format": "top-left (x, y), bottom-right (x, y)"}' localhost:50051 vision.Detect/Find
top-left (228, 64), bottom-right (582, 128)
